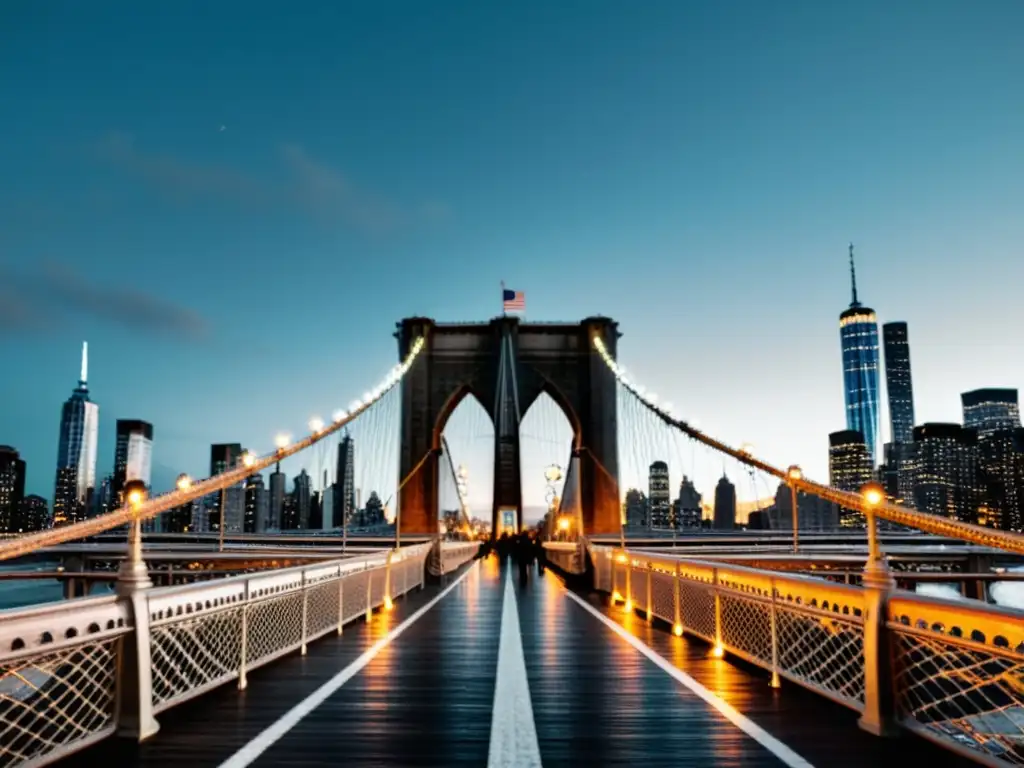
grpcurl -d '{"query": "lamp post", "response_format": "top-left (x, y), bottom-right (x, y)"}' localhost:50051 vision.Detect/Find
top-left (116, 481), bottom-right (152, 595)
top-left (860, 481), bottom-right (892, 584)
top-left (543, 464), bottom-right (563, 540)
top-left (786, 465), bottom-right (802, 553)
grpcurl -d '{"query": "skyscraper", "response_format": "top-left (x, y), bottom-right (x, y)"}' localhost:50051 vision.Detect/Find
top-left (882, 322), bottom-right (915, 444)
top-left (269, 462), bottom-right (286, 531)
top-left (112, 420), bottom-right (154, 507)
top-left (829, 429), bottom-right (872, 526)
top-left (15, 495), bottom-right (49, 533)
top-left (962, 389), bottom-right (1021, 439)
top-left (0, 446), bottom-right (27, 533)
top-left (647, 460), bottom-right (670, 528)
top-left (910, 423), bottom-right (981, 523)
top-left (334, 434), bottom-right (356, 528)
top-left (293, 470), bottom-right (312, 529)
top-left (839, 245), bottom-right (881, 464)
top-left (712, 475), bottom-right (736, 530)
top-left (209, 443), bottom-right (243, 532)
top-left (244, 474), bottom-right (267, 533)
top-left (673, 476), bottom-right (702, 529)
top-left (53, 343), bottom-right (99, 526)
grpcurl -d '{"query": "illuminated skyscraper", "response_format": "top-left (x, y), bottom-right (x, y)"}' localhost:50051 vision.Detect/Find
top-left (910, 423), bottom-right (981, 523)
top-left (53, 343), bottom-right (99, 526)
top-left (647, 460), bottom-right (670, 528)
top-left (0, 446), bottom-right (27, 533)
top-left (962, 389), bottom-right (1021, 439)
top-left (882, 322), bottom-right (915, 444)
top-left (839, 245), bottom-right (880, 464)
top-left (829, 429), bottom-right (872, 527)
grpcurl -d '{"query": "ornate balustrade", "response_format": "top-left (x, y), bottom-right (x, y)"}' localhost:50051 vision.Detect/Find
top-left (589, 544), bottom-right (1024, 766)
top-left (0, 544), bottom-right (431, 768)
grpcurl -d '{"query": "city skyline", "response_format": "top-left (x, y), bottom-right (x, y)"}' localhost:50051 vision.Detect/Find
top-left (2, 2), bottom-right (1023, 515)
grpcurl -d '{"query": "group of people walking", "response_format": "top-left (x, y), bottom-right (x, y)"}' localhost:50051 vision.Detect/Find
top-left (475, 531), bottom-right (547, 582)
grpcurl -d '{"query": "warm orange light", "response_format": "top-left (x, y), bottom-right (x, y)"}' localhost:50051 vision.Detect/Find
top-left (712, 644), bottom-right (725, 658)
top-left (623, 599), bottom-right (633, 613)
top-left (861, 482), bottom-right (884, 507)
top-left (673, 624), bottom-right (684, 637)
top-left (557, 516), bottom-right (570, 531)
top-left (176, 474), bottom-right (192, 491)
top-left (127, 489), bottom-right (145, 507)
top-left (615, 554), bottom-right (628, 564)
top-left (611, 590), bottom-right (623, 603)
top-left (241, 452), bottom-right (256, 468)
top-left (787, 465), bottom-right (802, 481)
top-left (383, 596), bottom-right (393, 611)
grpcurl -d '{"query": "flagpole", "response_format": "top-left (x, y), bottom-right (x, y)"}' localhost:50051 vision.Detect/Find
top-left (500, 280), bottom-right (506, 317)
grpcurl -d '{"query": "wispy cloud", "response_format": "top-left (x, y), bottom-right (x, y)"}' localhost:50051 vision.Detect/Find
top-left (0, 261), bottom-right (207, 339)
top-left (96, 133), bottom-right (451, 236)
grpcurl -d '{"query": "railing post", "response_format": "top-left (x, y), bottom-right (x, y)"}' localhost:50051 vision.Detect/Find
top-left (769, 576), bottom-right (780, 688)
top-left (610, 550), bottom-right (619, 600)
top-left (238, 579), bottom-right (249, 690)
top-left (645, 563), bottom-right (653, 622)
top-left (673, 562), bottom-right (683, 636)
top-left (300, 571), bottom-right (308, 655)
top-left (624, 555), bottom-right (633, 612)
top-left (365, 567), bottom-right (373, 622)
top-left (115, 509), bottom-right (159, 741)
top-left (337, 564), bottom-right (345, 635)
top-left (858, 508), bottom-right (898, 737)
top-left (712, 568), bottom-right (724, 657)
top-left (383, 550), bottom-right (394, 611)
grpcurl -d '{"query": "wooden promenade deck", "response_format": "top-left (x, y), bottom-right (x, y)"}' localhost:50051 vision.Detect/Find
top-left (63, 554), bottom-right (972, 767)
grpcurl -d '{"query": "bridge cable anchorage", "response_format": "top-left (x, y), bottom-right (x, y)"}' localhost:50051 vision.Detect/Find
top-left (0, 334), bottom-right (430, 560)
top-left (592, 335), bottom-right (1024, 554)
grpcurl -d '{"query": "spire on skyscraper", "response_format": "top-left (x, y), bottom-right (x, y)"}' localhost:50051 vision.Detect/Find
top-left (848, 243), bottom-right (860, 308)
top-left (79, 341), bottom-right (89, 389)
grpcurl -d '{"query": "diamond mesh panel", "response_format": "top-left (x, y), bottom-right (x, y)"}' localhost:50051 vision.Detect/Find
top-left (720, 594), bottom-right (773, 664)
top-left (151, 606), bottom-right (243, 708)
top-left (342, 570), bottom-right (370, 623)
top-left (891, 628), bottom-right (1024, 766)
top-left (247, 592), bottom-right (304, 665)
top-left (305, 582), bottom-right (341, 641)
top-left (650, 571), bottom-right (676, 625)
top-left (777, 606), bottom-right (865, 706)
top-left (0, 639), bottom-right (120, 768)
top-left (679, 581), bottom-right (716, 641)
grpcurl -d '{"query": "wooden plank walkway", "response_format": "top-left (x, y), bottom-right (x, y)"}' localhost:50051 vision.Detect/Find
top-left (60, 554), bottom-right (973, 767)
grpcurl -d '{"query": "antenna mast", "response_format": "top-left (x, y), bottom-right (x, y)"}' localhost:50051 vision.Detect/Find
top-left (848, 243), bottom-right (860, 307)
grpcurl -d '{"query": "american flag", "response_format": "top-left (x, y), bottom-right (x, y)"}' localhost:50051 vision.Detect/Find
top-left (502, 288), bottom-right (525, 312)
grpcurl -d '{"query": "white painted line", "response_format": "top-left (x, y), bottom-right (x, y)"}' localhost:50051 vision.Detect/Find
top-left (563, 591), bottom-right (816, 768)
top-left (487, 568), bottom-right (543, 768)
top-left (219, 562), bottom-right (480, 768)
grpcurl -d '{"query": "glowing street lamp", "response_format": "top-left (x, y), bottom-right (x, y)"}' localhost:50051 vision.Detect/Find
top-left (241, 451), bottom-right (256, 468)
top-left (275, 433), bottom-right (291, 451)
top-left (860, 481), bottom-right (888, 570)
top-left (176, 474), bottom-right (192, 491)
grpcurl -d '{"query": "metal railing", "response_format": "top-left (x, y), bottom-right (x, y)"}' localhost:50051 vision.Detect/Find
top-left (428, 541), bottom-right (481, 577)
top-left (588, 544), bottom-right (1024, 766)
top-left (0, 544), bottom-right (433, 768)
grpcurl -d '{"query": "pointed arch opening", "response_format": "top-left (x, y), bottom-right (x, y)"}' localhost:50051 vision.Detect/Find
top-left (519, 389), bottom-right (576, 531)
top-left (436, 387), bottom-right (493, 535)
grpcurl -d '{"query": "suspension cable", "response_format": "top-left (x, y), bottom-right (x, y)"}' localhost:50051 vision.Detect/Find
top-left (593, 335), bottom-right (1024, 555)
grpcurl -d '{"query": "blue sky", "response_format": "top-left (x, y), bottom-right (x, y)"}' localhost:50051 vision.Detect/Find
top-left (2, 1), bottom-right (1023, 519)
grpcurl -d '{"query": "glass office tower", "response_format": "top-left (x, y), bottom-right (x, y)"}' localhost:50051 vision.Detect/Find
top-left (839, 245), bottom-right (880, 464)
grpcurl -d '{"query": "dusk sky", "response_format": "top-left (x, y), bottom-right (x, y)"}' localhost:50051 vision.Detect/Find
top-left (2, 2), bottom-right (1023, 519)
